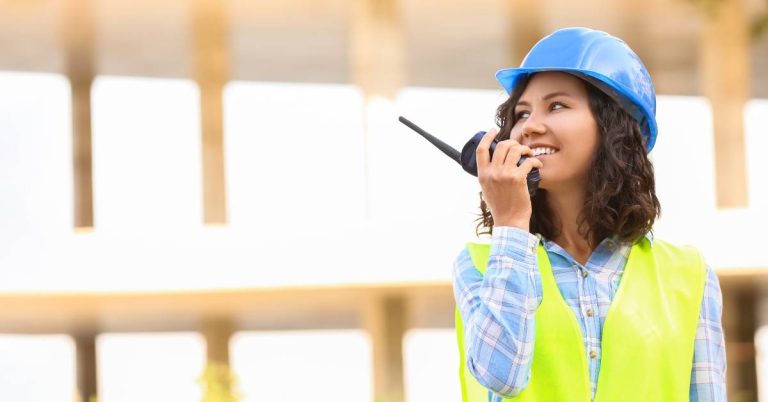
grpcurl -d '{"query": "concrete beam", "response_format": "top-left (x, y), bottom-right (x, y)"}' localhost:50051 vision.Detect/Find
top-left (507, 0), bottom-right (543, 67)
top-left (0, 284), bottom-right (452, 334)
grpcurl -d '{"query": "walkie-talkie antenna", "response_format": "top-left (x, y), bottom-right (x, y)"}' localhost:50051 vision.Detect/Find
top-left (398, 116), bottom-right (461, 165)
top-left (398, 115), bottom-right (539, 196)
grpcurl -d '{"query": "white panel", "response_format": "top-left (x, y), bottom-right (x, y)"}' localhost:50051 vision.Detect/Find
top-left (223, 81), bottom-right (366, 230)
top-left (91, 76), bottom-right (202, 231)
top-left (0, 335), bottom-right (76, 402)
top-left (371, 87), bottom-right (504, 226)
top-left (703, 208), bottom-right (768, 269)
top-left (98, 333), bottom-right (205, 402)
top-left (745, 99), bottom-right (768, 210)
top-left (650, 96), bottom-right (717, 245)
top-left (231, 330), bottom-right (372, 402)
top-left (404, 329), bottom-right (462, 402)
top-left (0, 72), bottom-right (73, 287)
top-left (0, 71), bottom-right (72, 236)
top-left (361, 87), bottom-right (506, 283)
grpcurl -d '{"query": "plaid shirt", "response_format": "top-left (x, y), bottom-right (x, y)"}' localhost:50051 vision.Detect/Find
top-left (453, 226), bottom-right (726, 402)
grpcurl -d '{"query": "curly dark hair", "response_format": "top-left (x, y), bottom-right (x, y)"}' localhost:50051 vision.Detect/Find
top-left (475, 74), bottom-right (661, 248)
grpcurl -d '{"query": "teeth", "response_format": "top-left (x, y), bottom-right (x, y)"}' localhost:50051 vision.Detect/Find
top-left (532, 147), bottom-right (558, 156)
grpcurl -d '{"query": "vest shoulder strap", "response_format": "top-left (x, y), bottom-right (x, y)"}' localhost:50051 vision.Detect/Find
top-left (466, 241), bottom-right (491, 275)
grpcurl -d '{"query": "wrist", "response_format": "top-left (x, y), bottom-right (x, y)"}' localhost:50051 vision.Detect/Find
top-left (494, 220), bottom-right (530, 232)
top-left (490, 226), bottom-right (540, 259)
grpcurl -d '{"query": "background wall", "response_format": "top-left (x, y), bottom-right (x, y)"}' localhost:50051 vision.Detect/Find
top-left (0, 0), bottom-right (767, 401)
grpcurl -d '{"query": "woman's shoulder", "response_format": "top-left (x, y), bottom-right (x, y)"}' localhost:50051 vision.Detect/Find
top-left (644, 233), bottom-right (702, 256)
top-left (633, 231), bottom-right (700, 252)
top-left (640, 233), bottom-right (710, 283)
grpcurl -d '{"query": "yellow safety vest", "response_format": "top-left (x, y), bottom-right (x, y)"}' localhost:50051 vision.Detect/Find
top-left (455, 236), bottom-right (706, 402)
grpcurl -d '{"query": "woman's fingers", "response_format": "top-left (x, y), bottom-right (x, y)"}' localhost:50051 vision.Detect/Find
top-left (493, 141), bottom-right (532, 169)
top-left (475, 128), bottom-right (498, 174)
top-left (477, 129), bottom-right (536, 181)
top-left (517, 156), bottom-right (544, 175)
top-left (475, 131), bottom-right (537, 230)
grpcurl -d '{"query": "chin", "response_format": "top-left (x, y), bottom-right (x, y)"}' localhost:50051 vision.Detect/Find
top-left (535, 180), bottom-right (549, 192)
top-left (536, 176), bottom-right (566, 191)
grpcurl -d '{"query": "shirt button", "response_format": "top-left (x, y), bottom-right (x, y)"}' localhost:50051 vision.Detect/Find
top-left (586, 308), bottom-right (594, 317)
top-left (582, 270), bottom-right (588, 278)
top-left (589, 350), bottom-right (597, 359)
top-left (605, 241), bottom-right (616, 251)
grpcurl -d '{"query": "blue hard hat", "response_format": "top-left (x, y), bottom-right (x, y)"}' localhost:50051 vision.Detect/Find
top-left (495, 27), bottom-right (658, 152)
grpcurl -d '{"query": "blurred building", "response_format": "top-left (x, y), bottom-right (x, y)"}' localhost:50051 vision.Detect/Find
top-left (0, 0), bottom-right (767, 401)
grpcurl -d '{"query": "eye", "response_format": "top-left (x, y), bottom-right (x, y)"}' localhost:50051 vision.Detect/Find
top-left (515, 110), bottom-right (530, 120)
top-left (550, 101), bottom-right (567, 111)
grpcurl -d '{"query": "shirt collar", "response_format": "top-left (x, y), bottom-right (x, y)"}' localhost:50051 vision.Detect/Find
top-left (536, 231), bottom-right (654, 247)
top-left (644, 231), bottom-right (654, 246)
top-left (612, 231), bottom-right (654, 247)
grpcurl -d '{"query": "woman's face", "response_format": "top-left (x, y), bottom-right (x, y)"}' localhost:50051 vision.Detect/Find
top-left (510, 72), bottom-right (600, 191)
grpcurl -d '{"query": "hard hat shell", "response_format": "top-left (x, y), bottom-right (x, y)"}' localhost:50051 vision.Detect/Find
top-left (495, 27), bottom-right (658, 152)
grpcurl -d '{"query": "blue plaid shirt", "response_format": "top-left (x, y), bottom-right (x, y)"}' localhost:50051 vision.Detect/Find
top-left (453, 226), bottom-right (726, 402)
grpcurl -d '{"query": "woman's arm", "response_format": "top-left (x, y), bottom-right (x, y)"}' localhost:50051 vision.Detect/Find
top-left (689, 264), bottom-right (727, 402)
top-left (452, 226), bottom-right (542, 398)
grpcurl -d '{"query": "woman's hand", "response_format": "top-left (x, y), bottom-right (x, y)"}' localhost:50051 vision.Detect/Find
top-left (476, 128), bottom-right (543, 231)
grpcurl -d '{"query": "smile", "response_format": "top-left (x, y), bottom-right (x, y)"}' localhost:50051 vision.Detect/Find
top-left (532, 147), bottom-right (558, 156)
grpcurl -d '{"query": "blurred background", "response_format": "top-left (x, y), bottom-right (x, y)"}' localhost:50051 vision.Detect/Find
top-left (0, 0), bottom-right (767, 401)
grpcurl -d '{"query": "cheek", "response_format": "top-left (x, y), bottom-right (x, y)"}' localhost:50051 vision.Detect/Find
top-left (578, 130), bottom-right (601, 168)
top-left (564, 113), bottom-right (599, 145)
top-left (584, 123), bottom-right (601, 153)
top-left (554, 117), bottom-right (599, 163)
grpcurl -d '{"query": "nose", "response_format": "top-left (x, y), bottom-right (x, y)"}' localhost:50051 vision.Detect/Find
top-left (521, 114), bottom-right (546, 139)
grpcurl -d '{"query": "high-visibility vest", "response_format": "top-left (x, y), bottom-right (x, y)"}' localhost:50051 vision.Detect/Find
top-left (455, 236), bottom-right (706, 402)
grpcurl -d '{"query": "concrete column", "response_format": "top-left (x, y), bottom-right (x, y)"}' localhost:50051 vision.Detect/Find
top-left (350, 0), bottom-right (405, 99)
top-left (192, 0), bottom-right (229, 225)
top-left (349, 0), bottom-right (405, 218)
top-left (365, 296), bottom-right (408, 402)
top-left (63, 0), bottom-right (95, 229)
top-left (74, 333), bottom-right (98, 402)
top-left (700, 0), bottom-right (751, 208)
top-left (722, 283), bottom-right (758, 401)
top-left (202, 318), bottom-right (233, 364)
top-left (200, 318), bottom-right (236, 401)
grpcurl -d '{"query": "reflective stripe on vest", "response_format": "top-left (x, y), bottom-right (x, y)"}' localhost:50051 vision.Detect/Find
top-left (455, 236), bottom-right (706, 402)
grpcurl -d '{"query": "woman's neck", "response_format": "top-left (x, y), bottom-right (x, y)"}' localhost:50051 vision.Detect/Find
top-left (544, 183), bottom-right (595, 265)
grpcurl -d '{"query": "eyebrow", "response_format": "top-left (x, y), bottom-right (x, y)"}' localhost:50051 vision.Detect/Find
top-left (516, 91), bottom-right (573, 107)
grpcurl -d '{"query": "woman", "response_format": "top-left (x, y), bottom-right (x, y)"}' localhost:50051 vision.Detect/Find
top-left (452, 28), bottom-right (726, 402)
